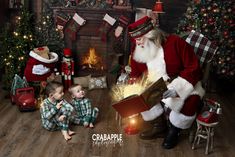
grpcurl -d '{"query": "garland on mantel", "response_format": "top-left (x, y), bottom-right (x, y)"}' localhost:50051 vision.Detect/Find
top-left (43, 0), bottom-right (132, 11)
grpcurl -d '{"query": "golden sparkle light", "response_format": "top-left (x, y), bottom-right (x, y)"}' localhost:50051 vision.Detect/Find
top-left (111, 74), bottom-right (152, 102)
top-left (130, 118), bottom-right (136, 125)
top-left (111, 71), bottom-right (163, 103)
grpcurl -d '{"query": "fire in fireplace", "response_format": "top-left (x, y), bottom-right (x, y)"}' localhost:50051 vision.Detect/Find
top-left (81, 47), bottom-right (105, 70)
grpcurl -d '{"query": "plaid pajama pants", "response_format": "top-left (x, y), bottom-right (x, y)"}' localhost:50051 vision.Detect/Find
top-left (40, 99), bottom-right (75, 131)
top-left (71, 98), bottom-right (99, 125)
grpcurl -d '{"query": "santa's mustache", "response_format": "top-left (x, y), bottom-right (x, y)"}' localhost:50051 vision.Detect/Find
top-left (134, 39), bottom-right (159, 63)
top-left (137, 44), bottom-right (144, 48)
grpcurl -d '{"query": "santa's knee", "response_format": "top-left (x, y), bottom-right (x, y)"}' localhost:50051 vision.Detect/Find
top-left (169, 110), bottom-right (196, 130)
top-left (180, 95), bottom-right (201, 116)
top-left (140, 103), bottom-right (164, 121)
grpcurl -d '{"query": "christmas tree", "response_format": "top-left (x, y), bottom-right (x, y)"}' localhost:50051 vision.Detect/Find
top-left (35, 11), bottom-right (64, 57)
top-left (0, 8), bottom-right (36, 89)
top-left (176, 0), bottom-right (234, 80)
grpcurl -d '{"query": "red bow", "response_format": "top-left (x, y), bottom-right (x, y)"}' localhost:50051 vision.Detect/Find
top-left (37, 47), bottom-right (45, 51)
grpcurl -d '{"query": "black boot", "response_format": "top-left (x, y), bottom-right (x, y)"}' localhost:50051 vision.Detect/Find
top-left (162, 123), bottom-right (181, 149)
top-left (139, 115), bottom-right (167, 140)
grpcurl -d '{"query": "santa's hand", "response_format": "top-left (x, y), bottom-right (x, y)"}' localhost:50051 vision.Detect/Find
top-left (163, 89), bottom-right (177, 99)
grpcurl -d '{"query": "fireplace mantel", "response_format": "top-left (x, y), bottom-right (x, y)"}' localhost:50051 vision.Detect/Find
top-left (51, 6), bottom-right (135, 35)
top-left (51, 7), bottom-right (135, 76)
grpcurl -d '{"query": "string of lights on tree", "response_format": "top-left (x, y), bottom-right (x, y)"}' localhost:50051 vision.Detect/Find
top-left (176, 0), bottom-right (234, 79)
top-left (0, 8), bottom-right (36, 89)
top-left (0, 9), bottom-right (64, 89)
top-left (35, 11), bottom-right (64, 57)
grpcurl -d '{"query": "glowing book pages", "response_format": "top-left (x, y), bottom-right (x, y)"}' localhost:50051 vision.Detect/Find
top-left (112, 77), bottom-right (167, 118)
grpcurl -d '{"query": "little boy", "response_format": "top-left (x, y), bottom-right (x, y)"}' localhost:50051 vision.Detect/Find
top-left (40, 81), bottom-right (76, 141)
top-left (69, 84), bottom-right (99, 128)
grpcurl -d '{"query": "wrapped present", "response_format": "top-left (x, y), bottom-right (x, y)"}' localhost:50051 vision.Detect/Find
top-left (33, 46), bottom-right (50, 60)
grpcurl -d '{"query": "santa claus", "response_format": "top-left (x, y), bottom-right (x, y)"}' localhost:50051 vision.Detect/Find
top-left (128, 16), bottom-right (205, 149)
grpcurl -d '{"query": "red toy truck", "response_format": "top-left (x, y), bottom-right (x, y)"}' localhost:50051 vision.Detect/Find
top-left (11, 87), bottom-right (37, 112)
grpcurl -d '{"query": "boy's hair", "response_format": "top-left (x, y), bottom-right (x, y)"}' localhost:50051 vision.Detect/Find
top-left (45, 81), bottom-right (63, 96)
top-left (68, 84), bottom-right (81, 95)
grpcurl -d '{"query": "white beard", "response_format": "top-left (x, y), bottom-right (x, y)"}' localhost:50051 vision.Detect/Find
top-left (133, 39), bottom-right (159, 63)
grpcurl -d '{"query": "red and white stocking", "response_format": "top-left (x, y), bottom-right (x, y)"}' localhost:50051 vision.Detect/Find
top-left (114, 15), bottom-right (130, 38)
top-left (65, 13), bottom-right (86, 41)
top-left (98, 13), bottom-right (116, 42)
top-left (56, 12), bottom-right (70, 28)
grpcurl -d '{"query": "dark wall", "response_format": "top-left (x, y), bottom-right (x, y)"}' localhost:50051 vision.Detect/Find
top-left (0, 0), bottom-right (8, 27)
top-left (133, 0), bottom-right (189, 33)
top-left (0, 0), bottom-right (189, 31)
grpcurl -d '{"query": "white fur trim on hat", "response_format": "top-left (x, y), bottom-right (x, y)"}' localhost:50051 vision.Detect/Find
top-left (167, 76), bottom-right (194, 99)
top-left (169, 110), bottom-right (196, 129)
top-left (103, 13), bottom-right (116, 26)
top-left (73, 13), bottom-right (86, 25)
top-left (29, 51), bottom-right (58, 64)
top-left (140, 103), bottom-right (163, 121)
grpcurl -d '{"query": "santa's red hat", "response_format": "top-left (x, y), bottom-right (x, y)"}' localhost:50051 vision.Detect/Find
top-left (63, 48), bottom-right (72, 57)
top-left (128, 16), bottom-right (154, 39)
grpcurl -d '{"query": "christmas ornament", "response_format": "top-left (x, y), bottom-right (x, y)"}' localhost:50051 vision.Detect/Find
top-left (201, 8), bottom-right (206, 12)
top-left (194, 0), bottom-right (201, 4)
top-left (230, 71), bottom-right (234, 76)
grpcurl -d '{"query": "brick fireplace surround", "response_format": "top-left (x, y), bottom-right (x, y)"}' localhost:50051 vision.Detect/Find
top-left (51, 7), bottom-right (135, 77)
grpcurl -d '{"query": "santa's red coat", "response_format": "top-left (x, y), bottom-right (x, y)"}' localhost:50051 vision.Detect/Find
top-left (130, 35), bottom-right (203, 117)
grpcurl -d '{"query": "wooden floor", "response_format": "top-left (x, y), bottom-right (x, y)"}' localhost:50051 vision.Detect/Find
top-left (0, 83), bottom-right (234, 157)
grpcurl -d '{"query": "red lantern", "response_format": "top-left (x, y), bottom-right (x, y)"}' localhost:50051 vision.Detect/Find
top-left (124, 114), bottom-right (139, 135)
top-left (152, 0), bottom-right (165, 13)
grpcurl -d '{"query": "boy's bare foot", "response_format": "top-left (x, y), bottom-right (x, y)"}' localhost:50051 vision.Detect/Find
top-left (61, 130), bottom-right (72, 141)
top-left (83, 122), bottom-right (89, 128)
top-left (89, 123), bottom-right (94, 128)
top-left (68, 130), bottom-right (75, 136)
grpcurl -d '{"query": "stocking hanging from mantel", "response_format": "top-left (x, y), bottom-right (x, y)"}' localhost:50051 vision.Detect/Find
top-left (98, 13), bottom-right (116, 42)
top-left (114, 15), bottom-right (130, 39)
top-left (56, 12), bottom-right (70, 28)
top-left (65, 13), bottom-right (86, 41)
top-left (56, 12), bottom-right (70, 38)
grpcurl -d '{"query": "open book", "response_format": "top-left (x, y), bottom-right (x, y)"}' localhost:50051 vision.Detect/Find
top-left (112, 77), bottom-right (167, 118)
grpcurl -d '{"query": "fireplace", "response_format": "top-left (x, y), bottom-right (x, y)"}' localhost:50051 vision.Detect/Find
top-left (74, 35), bottom-right (113, 76)
top-left (81, 47), bottom-right (105, 70)
top-left (51, 7), bottom-right (135, 76)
